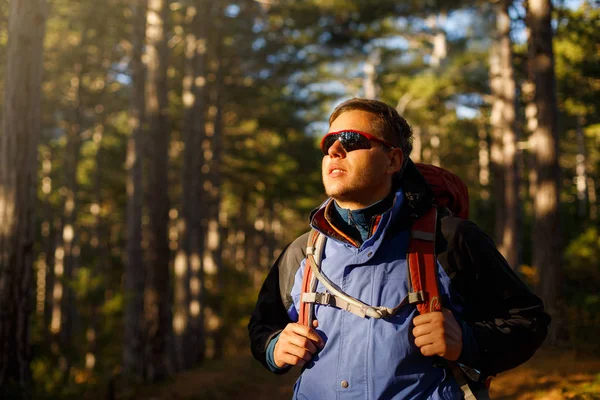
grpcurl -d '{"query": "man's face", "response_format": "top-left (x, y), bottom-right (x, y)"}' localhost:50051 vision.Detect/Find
top-left (322, 110), bottom-right (403, 210)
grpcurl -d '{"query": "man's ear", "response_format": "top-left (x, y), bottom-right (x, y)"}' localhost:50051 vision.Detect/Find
top-left (387, 149), bottom-right (404, 174)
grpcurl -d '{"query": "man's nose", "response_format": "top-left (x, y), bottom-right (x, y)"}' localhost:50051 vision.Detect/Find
top-left (327, 139), bottom-right (346, 158)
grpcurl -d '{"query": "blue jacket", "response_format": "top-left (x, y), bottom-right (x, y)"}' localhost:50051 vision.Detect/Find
top-left (285, 189), bottom-right (464, 400)
top-left (250, 159), bottom-right (550, 398)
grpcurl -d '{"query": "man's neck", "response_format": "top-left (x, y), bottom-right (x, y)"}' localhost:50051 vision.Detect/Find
top-left (330, 193), bottom-right (395, 244)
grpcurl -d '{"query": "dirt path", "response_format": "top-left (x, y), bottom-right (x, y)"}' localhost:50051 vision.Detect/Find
top-left (489, 349), bottom-right (600, 400)
top-left (128, 349), bottom-right (600, 399)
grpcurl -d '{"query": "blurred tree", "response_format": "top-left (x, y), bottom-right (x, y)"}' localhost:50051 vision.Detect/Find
top-left (35, 0), bottom-right (131, 385)
top-left (124, 0), bottom-right (147, 380)
top-left (202, 1), bottom-right (226, 360)
top-left (489, 0), bottom-right (519, 267)
top-left (526, 0), bottom-right (561, 342)
top-left (0, 0), bottom-right (47, 394)
top-left (55, 17), bottom-right (90, 376)
top-left (37, 146), bottom-right (55, 338)
top-left (174, 0), bottom-right (209, 371)
top-left (563, 227), bottom-right (600, 351)
top-left (554, 3), bottom-right (600, 227)
top-left (144, 0), bottom-right (172, 382)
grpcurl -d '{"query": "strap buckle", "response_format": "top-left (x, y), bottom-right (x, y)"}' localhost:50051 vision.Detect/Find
top-left (314, 292), bottom-right (331, 305)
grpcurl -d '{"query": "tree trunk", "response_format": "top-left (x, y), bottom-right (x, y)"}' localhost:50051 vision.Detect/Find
top-left (575, 117), bottom-right (588, 218)
top-left (144, 0), bottom-right (171, 381)
top-left (59, 68), bottom-right (84, 369)
top-left (363, 48), bottom-right (381, 100)
top-left (396, 95), bottom-right (421, 163)
top-left (207, 26), bottom-right (225, 358)
top-left (588, 176), bottom-right (598, 222)
top-left (427, 13), bottom-right (447, 68)
top-left (526, 0), bottom-right (561, 343)
top-left (38, 148), bottom-right (54, 330)
top-left (478, 122), bottom-right (491, 202)
top-left (50, 218), bottom-right (64, 339)
top-left (0, 0), bottom-right (47, 392)
top-left (522, 64), bottom-right (538, 203)
top-left (87, 120), bottom-right (107, 371)
top-left (411, 126), bottom-right (422, 163)
top-left (491, 0), bottom-right (519, 268)
top-left (50, 20), bottom-right (92, 375)
top-left (429, 128), bottom-right (440, 167)
top-left (43, 218), bottom-right (57, 339)
top-left (175, 0), bottom-right (208, 371)
top-left (124, 0), bottom-right (147, 380)
top-left (489, 20), bottom-right (506, 247)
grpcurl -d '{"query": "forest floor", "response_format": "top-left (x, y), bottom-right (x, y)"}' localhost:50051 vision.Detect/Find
top-left (123, 347), bottom-right (600, 400)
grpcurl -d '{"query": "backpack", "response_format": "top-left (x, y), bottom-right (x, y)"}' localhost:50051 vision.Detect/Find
top-left (297, 163), bottom-right (490, 400)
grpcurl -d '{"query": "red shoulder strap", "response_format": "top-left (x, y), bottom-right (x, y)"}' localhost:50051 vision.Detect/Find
top-left (408, 207), bottom-right (442, 314)
top-left (299, 230), bottom-right (319, 326)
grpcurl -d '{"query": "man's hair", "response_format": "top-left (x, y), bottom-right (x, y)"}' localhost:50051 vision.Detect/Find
top-left (329, 98), bottom-right (413, 156)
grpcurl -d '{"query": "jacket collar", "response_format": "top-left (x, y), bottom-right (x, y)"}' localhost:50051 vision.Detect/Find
top-left (393, 158), bottom-right (435, 222)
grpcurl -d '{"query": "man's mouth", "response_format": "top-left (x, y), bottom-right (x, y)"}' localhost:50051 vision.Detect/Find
top-left (328, 166), bottom-right (347, 178)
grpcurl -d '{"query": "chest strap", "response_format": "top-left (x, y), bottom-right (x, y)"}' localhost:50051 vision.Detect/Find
top-left (301, 290), bottom-right (424, 319)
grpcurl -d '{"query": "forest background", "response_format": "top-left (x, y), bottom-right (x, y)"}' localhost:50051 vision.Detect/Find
top-left (1, 0), bottom-right (599, 398)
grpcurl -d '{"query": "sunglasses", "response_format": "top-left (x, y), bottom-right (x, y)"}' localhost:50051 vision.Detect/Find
top-left (321, 130), bottom-right (396, 155)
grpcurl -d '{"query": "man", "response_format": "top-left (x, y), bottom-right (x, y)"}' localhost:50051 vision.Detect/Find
top-left (249, 98), bottom-right (549, 399)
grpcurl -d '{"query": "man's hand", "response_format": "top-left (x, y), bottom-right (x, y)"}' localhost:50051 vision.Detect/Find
top-left (413, 308), bottom-right (463, 361)
top-left (274, 321), bottom-right (324, 368)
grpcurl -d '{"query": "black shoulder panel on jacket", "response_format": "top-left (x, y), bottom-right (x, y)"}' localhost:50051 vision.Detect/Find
top-left (279, 232), bottom-right (310, 311)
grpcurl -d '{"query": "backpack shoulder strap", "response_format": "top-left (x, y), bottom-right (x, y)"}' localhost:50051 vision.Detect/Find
top-left (408, 207), bottom-right (442, 314)
top-left (410, 208), bottom-right (491, 400)
top-left (298, 229), bottom-right (323, 326)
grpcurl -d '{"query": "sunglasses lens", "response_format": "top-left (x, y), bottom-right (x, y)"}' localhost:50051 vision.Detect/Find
top-left (322, 134), bottom-right (339, 154)
top-left (340, 131), bottom-right (372, 152)
top-left (322, 131), bottom-right (372, 154)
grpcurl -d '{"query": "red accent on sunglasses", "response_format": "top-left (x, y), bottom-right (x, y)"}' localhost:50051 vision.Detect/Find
top-left (320, 129), bottom-right (396, 155)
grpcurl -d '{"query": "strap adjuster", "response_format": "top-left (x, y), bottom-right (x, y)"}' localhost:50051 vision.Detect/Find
top-left (314, 292), bottom-right (331, 304)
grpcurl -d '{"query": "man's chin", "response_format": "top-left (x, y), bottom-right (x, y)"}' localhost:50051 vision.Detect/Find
top-left (326, 190), bottom-right (352, 203)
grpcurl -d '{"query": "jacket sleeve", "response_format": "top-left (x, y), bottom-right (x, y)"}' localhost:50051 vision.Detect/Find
top-left (438, 217), bottom-right (551, 376)
top-left (248, 232), bottom-right (309, 373)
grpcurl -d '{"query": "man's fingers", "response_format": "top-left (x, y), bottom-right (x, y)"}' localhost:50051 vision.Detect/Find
top-left (413, 320), bottom-right (445, 338)
top-left (412, 309), bottom-right (462, 361)
top-left (414, 332), bottom-right (433, 348)
top-left (413, 310), bottom-right (444, 326)
top-left (275, 338), bottom-right (314, 367)
top-left (283, 341), bottom-right (314, 361)
top-left (274, 339), bottom-right (311, 367)
top-left (277, 353), bottom-right (306, 367)
top-left (274, 322), bottom-right (326, 368)
top-left (412, 324), bottom-right (431, 338)
top-left (418, 343), bottom-right (443, 358)
top-left (287, 334), bottom-right (318, 354)
top-left (288, 323), bottom-right (324, 348)
top-left (412, 313), bottom-right (431, 326)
